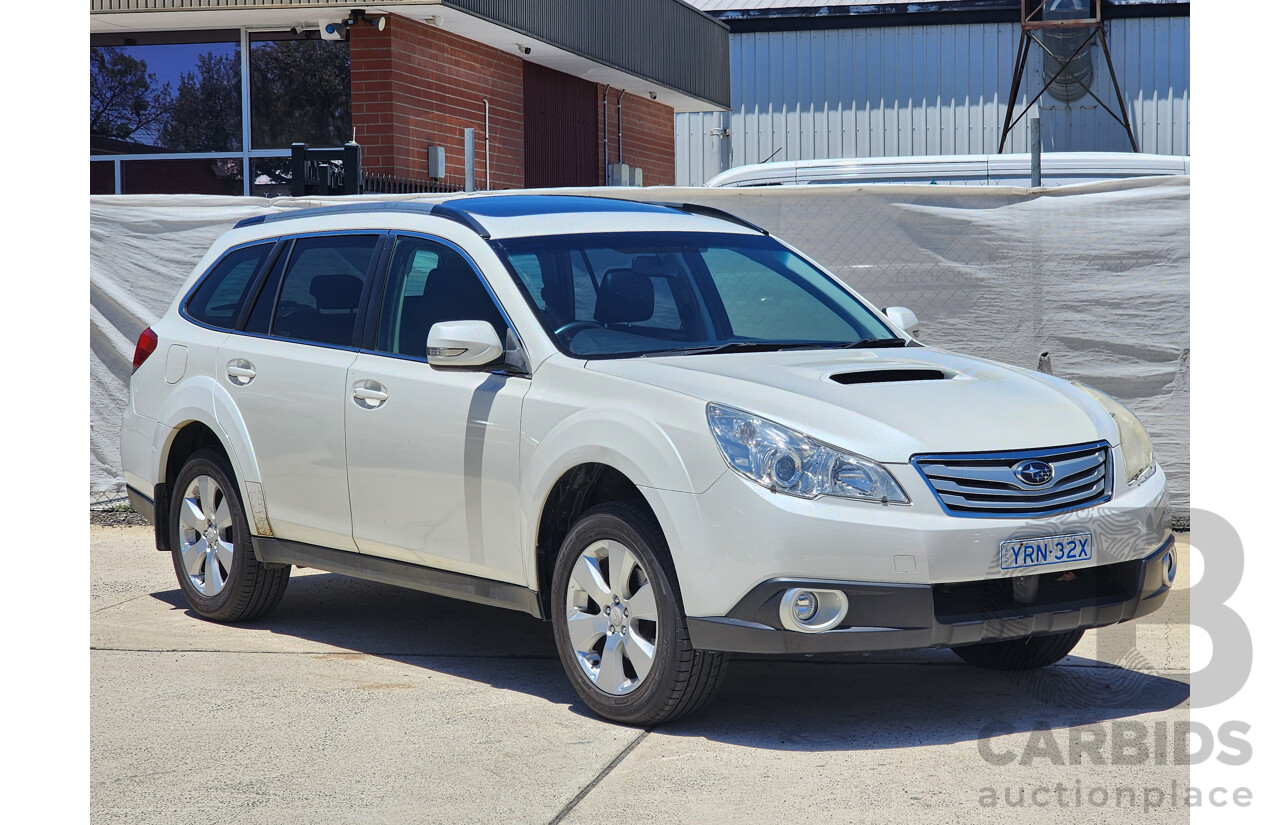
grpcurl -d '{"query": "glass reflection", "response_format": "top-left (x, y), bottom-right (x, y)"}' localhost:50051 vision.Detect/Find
top-left (90, 41), bottom-right (242, 153)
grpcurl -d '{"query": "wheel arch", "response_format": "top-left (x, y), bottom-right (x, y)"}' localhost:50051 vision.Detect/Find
top-left (521, 401), bottom-right (722, 617)
top-left (532, 462), bottom-right (683, 620)
top-left (155, 379), bottom-right (271, 548)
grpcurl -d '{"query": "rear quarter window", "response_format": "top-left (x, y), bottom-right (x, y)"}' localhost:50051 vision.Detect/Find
top-left (186, 243), bottom-right (274, 329)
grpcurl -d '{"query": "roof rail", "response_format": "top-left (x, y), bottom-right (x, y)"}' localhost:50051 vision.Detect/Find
top-left (429, 203), bottom-right (491, 239)
top-left (644, 201), bottom-right (769, 235)
top-left (231, 200), bottom-right (491, 239)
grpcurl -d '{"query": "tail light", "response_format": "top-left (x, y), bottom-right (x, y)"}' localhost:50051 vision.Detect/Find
top-left (133, 327), bottom-right (158, 373)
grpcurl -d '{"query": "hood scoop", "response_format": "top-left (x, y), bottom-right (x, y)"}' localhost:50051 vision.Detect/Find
top-left (829, 368), bottom-right (949, 386)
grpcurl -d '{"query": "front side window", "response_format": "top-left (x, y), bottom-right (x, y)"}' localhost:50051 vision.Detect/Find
top-left (186, 243), bottom-right (273, 329)
top-left (492, 232), bottom-right (898, 358)
top-left (375, 237), bottom-right (510, 358)
top-left (267, 235), bottom-right (379, 346)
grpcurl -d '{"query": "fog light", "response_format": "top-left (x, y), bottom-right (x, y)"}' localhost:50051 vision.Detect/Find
top-left (792, 591), bottom-right (818, 622)
top-left (1162, 547), bottom-right (1177, 587)
top-left (780, 588), bottom-right (848, 633)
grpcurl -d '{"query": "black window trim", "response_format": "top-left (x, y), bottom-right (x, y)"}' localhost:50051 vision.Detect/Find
top-left (231, 238), bottom-right (289, 331)
top-left (239, 236), bottom-right (295, 335)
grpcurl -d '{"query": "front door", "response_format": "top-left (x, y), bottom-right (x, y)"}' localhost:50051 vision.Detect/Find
top-left (345, 234), bottom-right (530, 584)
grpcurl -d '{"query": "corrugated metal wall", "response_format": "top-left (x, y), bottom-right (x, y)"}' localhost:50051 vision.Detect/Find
top-left (676, 16), bottom-right (1189, 185)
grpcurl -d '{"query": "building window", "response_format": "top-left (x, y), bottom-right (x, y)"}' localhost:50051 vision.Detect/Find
top-left (249, 34), bottom-right (351, 149)
top-left (90, 29), bottom-right (352, 196)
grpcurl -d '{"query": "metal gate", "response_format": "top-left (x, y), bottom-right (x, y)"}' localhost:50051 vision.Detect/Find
top-left (523, 62), bottom-right (598, 188)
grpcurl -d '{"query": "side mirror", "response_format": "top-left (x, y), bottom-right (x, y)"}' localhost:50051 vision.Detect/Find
top-left (427, 320), bottom-right (504, 368)
top-left (883, 306), bottom-right (920, 337)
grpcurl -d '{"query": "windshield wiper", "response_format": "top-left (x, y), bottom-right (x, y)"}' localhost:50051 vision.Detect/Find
top-left (642, 339), bottom-right (905, 357)
top-left (830, 338), bottom-right (908, 349)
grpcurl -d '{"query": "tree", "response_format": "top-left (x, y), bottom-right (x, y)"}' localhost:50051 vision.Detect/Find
top-left (90, 46), bottom-right (173, 145)
top-left (160, 51), bottom-right (243, 152)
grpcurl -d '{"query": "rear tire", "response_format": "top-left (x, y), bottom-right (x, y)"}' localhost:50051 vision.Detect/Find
top-left (551, 501), bottom-right (727, 726)
top-left (951, 628), bottom-right (1085, 671)
top-left (169, 449), bottom-right (289, 622)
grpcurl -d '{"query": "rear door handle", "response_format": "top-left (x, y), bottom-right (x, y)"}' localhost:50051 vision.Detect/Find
top-left (227, 359), bottom-right (256, 386)
top-left (353, 379), bottom-right (388, 409)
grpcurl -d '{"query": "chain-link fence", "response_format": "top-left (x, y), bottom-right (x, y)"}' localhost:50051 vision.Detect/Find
top-left (92, 180), bottom-right (1188, 516)
top-left (91, 489), bottom-right (130, 510)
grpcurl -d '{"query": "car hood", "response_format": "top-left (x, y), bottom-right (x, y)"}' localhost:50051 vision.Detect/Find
top-left (585, 347), bottom-right (1116, 463)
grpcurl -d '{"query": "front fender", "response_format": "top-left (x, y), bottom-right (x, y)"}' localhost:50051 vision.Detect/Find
top-left (520, 388), bottom-right (726, 591)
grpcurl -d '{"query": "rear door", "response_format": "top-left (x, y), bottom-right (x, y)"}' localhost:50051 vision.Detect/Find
top-left (345, 233), bottom-right (531, 583)
top-left (218, 232), bottom-right (383, 552)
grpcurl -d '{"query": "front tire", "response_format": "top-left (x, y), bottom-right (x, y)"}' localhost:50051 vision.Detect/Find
top-left (551, 501), bottom-right (727, 725)
top-left (951, 628), bottom-right (1085, 671)
top-left (169, 449), bottom-right (289, 622)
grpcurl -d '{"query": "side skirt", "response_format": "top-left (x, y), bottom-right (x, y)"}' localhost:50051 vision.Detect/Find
top-left (250, 536), bottom-right (544, 619)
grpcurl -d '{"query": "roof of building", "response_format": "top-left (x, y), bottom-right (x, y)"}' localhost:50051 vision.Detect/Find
top-left (683, 0), bottom-right (1186, 32)
top-left (91, 0), bottom-right (730, 111)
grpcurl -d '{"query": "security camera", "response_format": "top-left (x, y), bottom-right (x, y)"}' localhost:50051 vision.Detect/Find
top-left (649, 92), bottom-right (658, 100)
top-left (318, 18), bottom-right (346, 40)
top-left (518, 45), bottom-right (531, 55)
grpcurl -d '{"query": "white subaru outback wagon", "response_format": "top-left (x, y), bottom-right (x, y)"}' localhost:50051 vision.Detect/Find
top-left (122, 195), bottom-right (1175, 725)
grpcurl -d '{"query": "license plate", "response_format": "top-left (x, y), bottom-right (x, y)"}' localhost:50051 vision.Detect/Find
top-left (999, 532), bottom-right (1093, 571)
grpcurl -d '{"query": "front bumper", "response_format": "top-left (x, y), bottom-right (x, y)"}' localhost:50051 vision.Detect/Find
top-left (645, 450), bottom-right (1170, 618)
top-left (688, 535), bottom-right (1176, 654)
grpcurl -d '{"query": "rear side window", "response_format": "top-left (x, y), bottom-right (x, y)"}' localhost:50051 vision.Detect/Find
top-left (186, 243), bottom-right (273, 329)
top-left (266, 235), bottom-right (380, 346)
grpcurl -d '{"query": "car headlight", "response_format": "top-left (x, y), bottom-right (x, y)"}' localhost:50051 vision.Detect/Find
top-left (706, 403), bottom-right (909, 503)
top-left (1074, 383), bottom-right (1156, 485)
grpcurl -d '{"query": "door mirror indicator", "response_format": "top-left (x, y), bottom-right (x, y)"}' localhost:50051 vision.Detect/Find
top-left (427, 320), bottom-right (504, 368)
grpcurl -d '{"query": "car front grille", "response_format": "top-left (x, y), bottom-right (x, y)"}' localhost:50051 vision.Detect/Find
top-left (912, 441), bottom-right (1112, 518)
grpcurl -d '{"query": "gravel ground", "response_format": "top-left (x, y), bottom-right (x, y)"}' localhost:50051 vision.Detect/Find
top-left (89, 508), bottom-right (151, 528)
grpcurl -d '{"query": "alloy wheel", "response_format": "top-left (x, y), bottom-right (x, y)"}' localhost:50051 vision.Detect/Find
top-left (564, 539), bottom-right (661, 695)
top-left (177, 474), bottom-right (235, 597)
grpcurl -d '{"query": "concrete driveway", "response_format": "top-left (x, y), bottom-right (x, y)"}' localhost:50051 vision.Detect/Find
top-left (91, 525), bottom-right (1190, 824)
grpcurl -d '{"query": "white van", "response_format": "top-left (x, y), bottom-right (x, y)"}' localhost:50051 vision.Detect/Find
top-left (705, 152), bottom-right (1190, 188)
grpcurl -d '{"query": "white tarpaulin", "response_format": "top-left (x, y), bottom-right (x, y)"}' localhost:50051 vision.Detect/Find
top-left (91, 178), bottom-right (1188, 512)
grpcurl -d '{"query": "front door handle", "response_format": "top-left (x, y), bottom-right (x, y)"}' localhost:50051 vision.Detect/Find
top-left (227, 359), bottom-right (256, 386)
top-left (352, 379), bottom-right (388, 409)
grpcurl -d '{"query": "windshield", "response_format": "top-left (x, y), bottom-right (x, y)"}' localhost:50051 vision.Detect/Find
top-left (490, 231), bottom-right (899, 358)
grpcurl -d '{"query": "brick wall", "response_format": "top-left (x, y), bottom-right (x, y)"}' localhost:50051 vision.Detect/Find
top-left (350, 15), bottom-right (676, 190)
top-left (351, 15), bottom-right (524, 189)
top-left (597, 86), bottom-right (676, 187)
